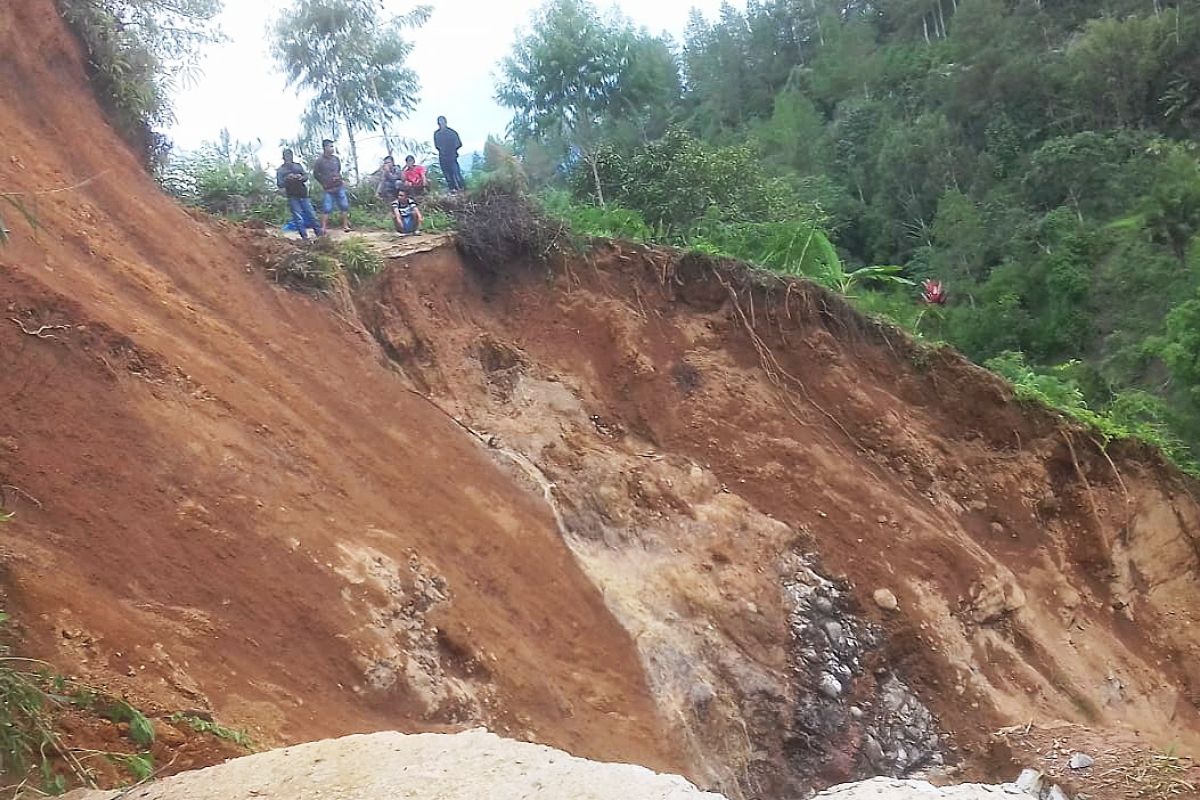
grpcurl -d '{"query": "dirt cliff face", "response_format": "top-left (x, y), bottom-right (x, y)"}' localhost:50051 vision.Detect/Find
top-left (358, 243), bottom-right (1200, 796)
top-left (0, 0), bottom-right (678, 775)
top-left (3, 1), bottom-right (1200, 797)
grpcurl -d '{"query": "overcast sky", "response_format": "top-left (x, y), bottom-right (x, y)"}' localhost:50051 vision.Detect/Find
top-left (169, 0), bottom-right (730, 170)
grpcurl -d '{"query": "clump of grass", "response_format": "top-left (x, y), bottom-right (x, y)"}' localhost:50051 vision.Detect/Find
top-left (265, 237), bottom-right (341, 290)
top-left (167, 713), bottom-right (253, 749)
top-left (336, 239), bottom-right (383, 283)
top-left (0, 622), bottom-right (155, 794)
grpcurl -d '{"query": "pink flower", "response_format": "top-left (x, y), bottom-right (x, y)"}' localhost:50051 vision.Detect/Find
top-left (922, 280), bottom-right (947, 305)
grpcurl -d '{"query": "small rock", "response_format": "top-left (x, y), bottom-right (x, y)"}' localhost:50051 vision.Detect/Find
top-left (863, 735), bottom-right (885, 766)
top-left (823, 621), bottom-right (846, 647)
top-left (1013, 768), bottom-right (1043, 795)
top-left (813, 596), bottom-right (835, 615)
top-left (1068, 752), bottom-right (1094, 770)
top-left (849, 705), bottom-right (864, 719)
top-left (873, 589), bottom-right (899, 612)
top-left (990, 522), bottom-right (1005, 536)
top-left (818, 673), bottom-right (843, 700)
top-left (1047, 787), bottom-right (1070, 800)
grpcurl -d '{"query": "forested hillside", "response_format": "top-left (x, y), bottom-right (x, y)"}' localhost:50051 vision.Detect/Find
top-left (492, 0), bottom-right (1200, 474)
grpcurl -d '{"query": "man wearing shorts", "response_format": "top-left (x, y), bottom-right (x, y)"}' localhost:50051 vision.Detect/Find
top-left (313, 139), bottom-right (351, 232)
top-left (391, 190), bottom-right (424, 236)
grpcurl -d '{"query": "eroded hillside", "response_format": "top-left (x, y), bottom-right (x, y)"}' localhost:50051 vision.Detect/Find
top-left (356, 241), bottom-right (1200, 796)
top-left (0, 0), bottom-right (677, 776)
top-left (2, 2), bottom-right (1199, 798)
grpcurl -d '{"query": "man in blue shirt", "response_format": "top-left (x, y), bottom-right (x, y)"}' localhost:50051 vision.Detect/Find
top-left (434, 116), bottom-right (465, 192)
top-left (276, 149), bottom-right (323, 240)
top-left (313, 139), bottom-right (351, 232)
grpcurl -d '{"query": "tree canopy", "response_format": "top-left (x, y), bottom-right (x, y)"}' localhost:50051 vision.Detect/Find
top-left (272, 0), bottom-right (430, 181)
top-left (492, 0), bottom-right (1200, 474)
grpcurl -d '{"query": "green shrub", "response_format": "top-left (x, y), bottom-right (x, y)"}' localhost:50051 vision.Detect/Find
top-left (167, 713), bottom-right (253, 749)
top-left (160, 130), bottom-right (280, 219)
top-left (336, 239), bottom-right (383, 282)
top-left (59, 0), bottom-right (222, 168)
top-left (0, 609), bottom-right (159, 793)
top-left (985, 351), bottom-right (1200, 476)
top-left (539, 191), bottom-right (651, 240)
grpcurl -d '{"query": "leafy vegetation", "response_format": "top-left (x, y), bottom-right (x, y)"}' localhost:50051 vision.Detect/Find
top-left (272, 0), bottom-right (431, 181)
top-left (160, 129), bottom-right (282, 220)
top-left (335, 238), bottom-right (383, 282)
top-left (0, 603), bottom-right (157, 795)
top-left (167, 713), bottom-right (253, 749)
top-left (487, 0), bottom-right (1200, 477)
top-left (59, 0), bottom-right (223, 167)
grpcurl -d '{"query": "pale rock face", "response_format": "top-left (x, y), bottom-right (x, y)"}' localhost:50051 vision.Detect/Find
top-left (64, 730), bottom-right (726, 800)
top-left (814, 777), bottom-right (1047, 799)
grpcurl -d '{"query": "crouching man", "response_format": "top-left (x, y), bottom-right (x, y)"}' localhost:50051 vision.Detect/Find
top-left (392, 190), bottom-right (424, 236)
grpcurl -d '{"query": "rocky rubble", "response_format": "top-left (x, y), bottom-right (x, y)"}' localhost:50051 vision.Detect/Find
top-left (784, 556), bottom-right (943, 780)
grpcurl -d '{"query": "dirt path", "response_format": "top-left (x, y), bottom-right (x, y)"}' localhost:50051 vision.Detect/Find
top-left (275, 227), bottom-right (454, 260)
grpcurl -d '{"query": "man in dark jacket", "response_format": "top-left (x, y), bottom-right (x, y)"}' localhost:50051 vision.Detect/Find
top-left (433, 116), bottom-right (465, 192)
top-left (313, 138), bottom-right (351, 232)
top-left (276, 149), bottom-right (323, 240)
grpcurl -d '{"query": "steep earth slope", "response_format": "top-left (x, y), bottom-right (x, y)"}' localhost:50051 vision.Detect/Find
top-left (356, 242), bottom-right (1200, 797)
top-left (2, 3), bottom-right (1200, 799)
top-left (0, 0), bottom-right (678, 774)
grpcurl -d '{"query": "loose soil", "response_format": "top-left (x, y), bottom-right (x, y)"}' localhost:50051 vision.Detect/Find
top-left (0, 0), bottom-right (678, 783)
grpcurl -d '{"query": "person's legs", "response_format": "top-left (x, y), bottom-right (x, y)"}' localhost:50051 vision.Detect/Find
top-left (288, 197), bottom-right (309, 240)
top-left (321, 190), bottom-right (334, 233)
top-left (336, 186), bottom-right (351, 231)
top-left (455, 161), bottom-right (466, 191)
top-left (300, 198), bottom-right (323, 236)
top-left (439, 157), bottom-right (456, 191)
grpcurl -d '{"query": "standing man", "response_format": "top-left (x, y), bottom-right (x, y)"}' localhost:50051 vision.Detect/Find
top-left (434, 116), bottom-right (465, 192)
top-left (313, 138), bottom-right (351, 233)
top-left (276, 148), bottom-right (323, 240)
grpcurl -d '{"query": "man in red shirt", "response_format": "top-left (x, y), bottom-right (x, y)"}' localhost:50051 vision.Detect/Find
top-left (401, 155), bottom-right (429, 197)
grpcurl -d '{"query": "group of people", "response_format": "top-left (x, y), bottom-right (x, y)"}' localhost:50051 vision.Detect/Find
top-left (275, 116), bottom-right (466, 241)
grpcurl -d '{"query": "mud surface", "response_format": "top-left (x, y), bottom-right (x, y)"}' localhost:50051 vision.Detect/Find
top-left (0, 0), bottom-right (678, 776)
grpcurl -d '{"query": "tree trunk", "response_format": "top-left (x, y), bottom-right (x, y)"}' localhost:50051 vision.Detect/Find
top-left (334, 86), bottom-right (361, 184)
top-left (588, 153), bottom-right (606, 207)
top-left (347, 125), bottom-right (361, 185)
top-left (369, 76), bottom-right (394, 157)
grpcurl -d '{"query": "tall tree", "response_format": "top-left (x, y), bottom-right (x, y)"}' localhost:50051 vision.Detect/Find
top-left (496, 0), bottom-right (680, 205)
top-left (272, 0), bottom-right (429, 182)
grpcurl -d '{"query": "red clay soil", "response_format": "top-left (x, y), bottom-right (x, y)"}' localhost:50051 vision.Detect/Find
top-left (0, 0), bottom-right (680, 779)
top-left (359, 241), bottom-right (1200, 789)
top-left (987, 723), bottom-right (1199, 800)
